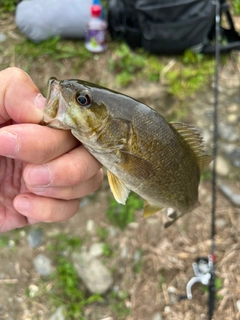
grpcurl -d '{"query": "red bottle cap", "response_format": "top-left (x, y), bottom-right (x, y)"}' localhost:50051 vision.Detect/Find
top-left (91, 5), bottom-right (101, 17)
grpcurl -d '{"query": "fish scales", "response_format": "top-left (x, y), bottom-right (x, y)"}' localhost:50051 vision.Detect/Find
top-left (43, 78), bottom-right (212, 226)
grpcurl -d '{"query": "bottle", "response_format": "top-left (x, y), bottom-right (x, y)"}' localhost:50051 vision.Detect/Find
top-left (85, 4), bottom-right (107, 53)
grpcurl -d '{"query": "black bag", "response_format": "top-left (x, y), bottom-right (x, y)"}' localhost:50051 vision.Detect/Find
top-left (108, 0), bottom-right (240, 54)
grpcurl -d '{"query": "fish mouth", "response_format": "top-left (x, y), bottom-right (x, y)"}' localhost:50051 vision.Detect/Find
top-left (42, 77), bottom-right (69, 129)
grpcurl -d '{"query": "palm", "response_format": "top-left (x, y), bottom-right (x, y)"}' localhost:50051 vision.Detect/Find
top-left (0, 156), bottom-right (29, 231)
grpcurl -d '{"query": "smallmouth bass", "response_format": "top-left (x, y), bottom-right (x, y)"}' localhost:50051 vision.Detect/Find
top-left (43, 78), bottom-right (212, 227)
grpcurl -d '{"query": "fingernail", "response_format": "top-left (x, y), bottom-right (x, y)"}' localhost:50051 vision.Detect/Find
top-left (26, 164), bottom-right (52, 187)
top-left (0, 131), bottom-right (19, 157)
top-left (14, 196), bottom-right (30, 213)
top-left (35, 93), bottom-right (46, 110)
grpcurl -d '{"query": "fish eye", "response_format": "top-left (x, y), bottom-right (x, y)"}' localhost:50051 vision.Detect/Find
top-left (76, 91), bottom-right (92, 107)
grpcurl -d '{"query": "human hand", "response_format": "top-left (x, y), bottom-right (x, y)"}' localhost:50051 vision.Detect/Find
top-left (0, 67), bottom-right (103, 232)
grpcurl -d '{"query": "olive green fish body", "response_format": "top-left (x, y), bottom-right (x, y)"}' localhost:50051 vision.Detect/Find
top-left (43, 78), bottom-right (212, 225)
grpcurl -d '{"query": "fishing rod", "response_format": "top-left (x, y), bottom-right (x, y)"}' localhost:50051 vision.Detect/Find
top-left (208, 0), bottom-right (221, 318)
top-left (179, 1), bottom-right (221, 318)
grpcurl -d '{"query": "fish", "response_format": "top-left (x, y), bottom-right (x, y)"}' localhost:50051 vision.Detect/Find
top-left (42, 78), bottom-right (212, 227)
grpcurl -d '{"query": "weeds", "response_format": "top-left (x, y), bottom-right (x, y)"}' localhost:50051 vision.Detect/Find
top-left (47, 234), bottom-right (103, 319)
top-left (96, 226), bottom-right (109, 242)
top-left (109, 43), bottom-right (163, 86)
top-left (15, 37), bottom-right (91, 62)
top-left (0, 0), bottom-right (16, 13)
top-left (110, 291), bottom-right (131, 319)
top-left (165, 50), bottom-right (215, 99)
top-left (0, 235), bottom-right (9, 248)
top-left (106, 192), bottom-right (143, 230)
top-left (233, 0), bottom-right (240, 15)
top-left (109, 44), bottom-right (215, 99)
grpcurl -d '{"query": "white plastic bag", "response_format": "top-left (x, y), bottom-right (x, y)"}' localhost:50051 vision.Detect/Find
top-left (15, 0), bottom-right (92, 42)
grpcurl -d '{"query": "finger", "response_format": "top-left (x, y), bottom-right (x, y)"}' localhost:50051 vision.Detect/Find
top-left (13, 194), bottom-right (80, 222)
top-left (24, 145), bottom-right (102, 187)
top-left (0, 67), bottom-right (45, 124)
top-left (0, 124), bottom-right (79, 163)
top-left (25, 170), bottom-right (103, 200)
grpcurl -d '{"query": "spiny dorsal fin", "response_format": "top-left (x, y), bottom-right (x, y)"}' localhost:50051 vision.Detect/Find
top-left (170, 122), bottom-right (212, 171)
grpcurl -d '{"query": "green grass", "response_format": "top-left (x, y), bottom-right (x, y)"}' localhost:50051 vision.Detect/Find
top-left (0, 0), bottom-right (17, 13)
top-left (233, 0), bottom-right (240, 15)
top-left (106, 192), bottom-right (143, 230)
top-left (165, 50), bottom-right (215, 100)
top-left (0, 235), bottom-right (9, 248)
top-left (46, 234), bottom-right (103, 319)
top-left (110, 291), bottom-right (131, 319)
top-left (14, 37), bottom-right (92, 73)
top-left (109, 43), bottom-right (215, 99)
top-left (44, 232), bottom-right (133, 319)
top-left (109, 43), bottom-right (164, 86)
top-left (96, 226), bottom-right (109, 242)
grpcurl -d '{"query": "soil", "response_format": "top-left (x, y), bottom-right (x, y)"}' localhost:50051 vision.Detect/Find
top-left (0, 11), bottom-right (240, 320)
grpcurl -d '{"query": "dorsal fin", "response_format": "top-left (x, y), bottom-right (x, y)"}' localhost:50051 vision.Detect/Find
top-left (170, 122), bottom-right (213, 171)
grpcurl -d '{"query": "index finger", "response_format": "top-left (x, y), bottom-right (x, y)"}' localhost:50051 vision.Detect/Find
top-left (0, 67), bottom-right (44, 124)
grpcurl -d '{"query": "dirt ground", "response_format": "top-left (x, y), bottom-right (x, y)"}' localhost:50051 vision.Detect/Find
top-left (0, 10), bottom-right (240, 320)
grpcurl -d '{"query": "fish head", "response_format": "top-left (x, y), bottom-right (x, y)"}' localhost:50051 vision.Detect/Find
top-left (43, 78), bottom-right (108, 134)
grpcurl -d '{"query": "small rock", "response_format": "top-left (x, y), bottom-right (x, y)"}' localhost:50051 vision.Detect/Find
top-left (112, 285), bottom-right (120, 293)
top-left (164, 306), bottom-right (171, 313)
top-left (221, 143), bottom-right (236, 154)
top-left (28, 284), bottom-right (39, 298)
top-left (227, 114), bottom-right (238, 124)
top-left (19, 230), bottom-right (26, 238)
top-left (120, 245), bottom-right (128, 259)
top-left (72, 252), bottom-right (113, 294)
top-left (127, 222), bottom-right (139, 229)
top-left (86, 220), bottom-right (95, 233)
top-left (227, 103), bottom-right (238, 113)
top-left (48, 306), bottom-right (66, 320)
top-left (215, 218), bottom-right (227, 229)
top-left (225, 150), bottom-right (240, 168)
top-left (218, 123), bottom-right (238, 142)
top-left (0, 33), bottom-right (7, 43)
top-left (8, 240), bottom-right (15, 248)
top-left (215, 156), bottom-right (230, 176)
top-left (219, 182), bottom-right (240, 207)
top-left (168, 286), bottom-right (177, 304)
top-left (33, 254), bottom-right (53, 276)
top-left (152, 312), bottom-right (162, 320)
top-left (80, 198), bottom-right (89, 208)
top-left (133, 249), bottom-right (141, 261)
top-left (27, 228), bottom-right (43, 248)
top-left (108, 226), bottom-right (117, 237)
top-left (236, 300), bottom-right (240, 312)
top-left (89, 243), bottom-right (104, 258)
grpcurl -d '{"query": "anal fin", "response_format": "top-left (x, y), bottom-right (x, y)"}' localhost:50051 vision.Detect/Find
top-left (143, 201), bottom-right (162, 218)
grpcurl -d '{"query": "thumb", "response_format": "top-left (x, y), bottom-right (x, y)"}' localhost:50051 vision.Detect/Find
top-left (0, 67), bottom-right (45, 124)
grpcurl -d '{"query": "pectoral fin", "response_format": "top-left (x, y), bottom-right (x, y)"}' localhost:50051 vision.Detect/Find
top-left (142, 201), bottom-right (162, 218)
top-left (107, 170), bottom-right (130, 205)
top-left (120, 150), bottom-right (154, 179)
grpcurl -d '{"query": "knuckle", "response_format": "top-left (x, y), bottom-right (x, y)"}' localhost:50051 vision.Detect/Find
top-left (66, 155), bottom-right (89, 185)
